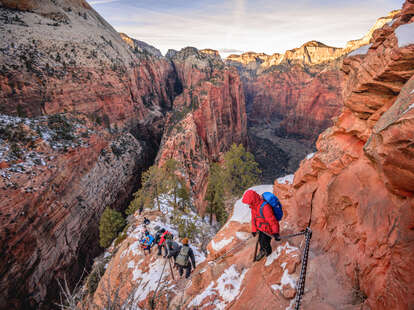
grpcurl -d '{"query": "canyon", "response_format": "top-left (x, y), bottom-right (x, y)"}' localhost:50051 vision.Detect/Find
top-left (226, 10), bottom-right (398, 182)
top-left (0, 0), bottom-right (413, 309)
top-left (82, 3), bottom-right (413, 310)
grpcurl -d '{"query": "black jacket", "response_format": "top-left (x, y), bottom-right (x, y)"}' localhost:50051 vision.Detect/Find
top-left (178, 245), bottom-right (196, 269)
top-left (166, 240), bottom-right (180, 257)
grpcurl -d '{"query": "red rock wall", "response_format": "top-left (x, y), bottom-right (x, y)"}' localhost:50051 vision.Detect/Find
top-left (157, 48), bottom-right (247, 212)
top-left (274, 3), bottom-right (414, 309)
top-left (0, 2), bottom-right (177, 309)
top-left (245, 64), bottom-right (343, 140)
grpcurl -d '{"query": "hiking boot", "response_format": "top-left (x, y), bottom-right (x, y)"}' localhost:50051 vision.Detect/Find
top-left (255, 250), bottom-right (266, 262)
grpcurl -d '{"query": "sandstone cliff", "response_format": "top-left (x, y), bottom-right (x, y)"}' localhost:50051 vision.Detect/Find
top-left (0, 2), bottom-right (249, 308)
top-left (272, 3), bottom-right (414, 308)
top-left (157, 47), bottom-right (247, 213)
top-left (0, 1), bottom-right (177, 308)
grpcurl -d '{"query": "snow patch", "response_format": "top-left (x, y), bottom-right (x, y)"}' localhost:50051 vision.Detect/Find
top-left (402, 103), bottom-right (414, 115)
top-left (348, 44), bottom-right (372, 56)
top-left (277, 174), bottom-right (294, 185)
top-left (306, 152), bottom-right (315, 160)
top-left (271, 268), bottom-right (297, 291)
top-left (211, 237), bottom-right (234, 251)
top-left (228, 185), bottom-right (273, 224)
top-left (132, 259), bottom-right (169, 302)
top-left (189, 264), bottom-right (248, 309)
top-left (235, 231), bottom-right (250, 240)
top-left (265, 242), bottom-right (299, 267)
top-left (395, 23), bottom-right (414, 48)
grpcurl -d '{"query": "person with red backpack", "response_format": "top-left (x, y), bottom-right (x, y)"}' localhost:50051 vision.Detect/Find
top-left (158, 230), bottom-right (173, 257)
top-left (242, 189), bottom-right (280, 261)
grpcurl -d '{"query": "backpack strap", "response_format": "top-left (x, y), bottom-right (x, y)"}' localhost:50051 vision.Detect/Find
top-left (258, 201), bottom-right (267, 219)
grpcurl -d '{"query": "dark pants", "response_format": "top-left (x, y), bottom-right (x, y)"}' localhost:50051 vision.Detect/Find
top-left (157, 244), bottom-right (164, 256)
top-left (259, 231), bottom-right (272, 256)
top-left (178, 265), bottom-right (191, 278)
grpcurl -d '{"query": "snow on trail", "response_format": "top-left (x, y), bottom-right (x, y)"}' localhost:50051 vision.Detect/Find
top-left (188, 264), bottom-right (248, 309)
top-left (211, 237), bottom-right (234, 251)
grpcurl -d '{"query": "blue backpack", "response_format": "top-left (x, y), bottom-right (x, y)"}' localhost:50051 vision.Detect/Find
top-left (260, 192), bottom-right (283, 221)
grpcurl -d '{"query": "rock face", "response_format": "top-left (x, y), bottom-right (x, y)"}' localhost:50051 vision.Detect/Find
top-left (0, 3), bottom-right (248, 309)
top-left (273, 3), bottom-right (414, 309)
top-left (158, 47), bottom-right (247, 212)
top-left (0, 1), bottom-right (177, 308)
top-left (226, 12), bottom-right (398, 183)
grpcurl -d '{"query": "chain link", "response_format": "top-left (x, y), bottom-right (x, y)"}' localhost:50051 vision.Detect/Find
top-left (294, 227), bottom-right (312, 310)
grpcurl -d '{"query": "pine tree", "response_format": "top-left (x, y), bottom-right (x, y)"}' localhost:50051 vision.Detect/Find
top-left (205, 163), bottom-right (227, 226)
top-left (99, 207), bottom-right (126, 248)
top-left (223, 144), bottom-right (261, 196)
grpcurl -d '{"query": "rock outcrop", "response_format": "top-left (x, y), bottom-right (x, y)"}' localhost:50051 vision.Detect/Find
top-left (273, 3), bottom-right (414, 309)
top-left (158, 47), bottom-right (247, 212)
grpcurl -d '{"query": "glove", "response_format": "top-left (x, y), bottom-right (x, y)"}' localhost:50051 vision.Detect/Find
top-left (252, 232), bottom-right (257, 237)
top-left (273, 233), bottom-right (280, 241)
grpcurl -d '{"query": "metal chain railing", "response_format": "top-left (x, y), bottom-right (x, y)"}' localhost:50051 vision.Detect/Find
top-left (294, 227), bottom-right (312, 310)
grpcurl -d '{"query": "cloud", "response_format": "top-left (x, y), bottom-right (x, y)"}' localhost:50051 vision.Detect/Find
top-left (90, 0), bottom-right (405, 55)
top-left (219, 48), bottom-right (244, 53)
top-left (88, 0), bottom-right (119, 5)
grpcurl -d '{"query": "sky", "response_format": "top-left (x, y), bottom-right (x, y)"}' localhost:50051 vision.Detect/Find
top-left (87, 0), bottom-right (405, 57)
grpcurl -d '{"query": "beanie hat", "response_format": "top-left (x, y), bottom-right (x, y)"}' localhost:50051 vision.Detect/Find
top-left (182, 238), bottom-right (189, 245)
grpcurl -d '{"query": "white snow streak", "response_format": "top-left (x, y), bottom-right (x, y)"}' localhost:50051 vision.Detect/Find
top-left (277, 174), bottom-right (294, 185)
top-left (211, 237), bottom-right (234, 251)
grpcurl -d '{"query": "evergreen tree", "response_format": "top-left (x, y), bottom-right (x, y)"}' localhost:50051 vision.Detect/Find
top-left (162, 159), bottom-right (181, 207)
top-left (223, 144), bottom-right (261, 196)
top-left (99, 207), bottom-right (126, 248)
top-left (205, 163), bottom-right (227, 226)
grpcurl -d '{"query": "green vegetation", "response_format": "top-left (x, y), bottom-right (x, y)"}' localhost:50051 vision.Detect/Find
top-left (99, 207), bottom-right (126, 248)
top-left (205, 144), bottom-right (261, 226)
top-left (126, 159), bottom-right (191, 215)
top-left (223, 143), bottom-right (261, 196)
top-left (205, 163), bottom-right (227, 226)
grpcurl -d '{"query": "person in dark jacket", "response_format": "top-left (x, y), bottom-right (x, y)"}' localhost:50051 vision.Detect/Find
top-left (242, 189), bottom-right (280, 261)
top-left (143, 217), bottom-right (150, 225)
top-left (139, 204), bottom-right (143, 215)
top-left (154, 228), bottom-right (166, 256)
top-left (175, 238), bottom-right (196, 278)
top-left (165, 239), bottom-right (180, 263)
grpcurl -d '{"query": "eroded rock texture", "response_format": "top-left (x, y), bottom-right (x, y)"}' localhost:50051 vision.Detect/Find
top-left (157, 48), bottom-right (247, 212)
top-left (274, 3), bottom-right (414, 309)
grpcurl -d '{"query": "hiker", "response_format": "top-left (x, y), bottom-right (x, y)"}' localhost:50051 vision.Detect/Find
top-left (140, 231), bottom-right (154, 255)
top-left (154, 227), bottom-right (166, 256)
top-left (176, 238), bottom-right (196, 278)
top-left (139, 204), bottom-right (143, 215)
top-left (165, 238), bottom-right (180, 263)
top-left (143, 217), bottom-right (150, 225)
top-left (158, 230), bottom-right (173, 257)
top-left (242, 189), bottom-right (280, 261)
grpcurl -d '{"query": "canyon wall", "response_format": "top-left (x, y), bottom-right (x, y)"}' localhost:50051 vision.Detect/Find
top-left (0, 1), bottom-right (248, 308)
top-left (157, 47), bottom-right (247, 213)
top-left (0, 1), bottom-right (176, 308)
top-left (274, 3), bottom-right (414, 309)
